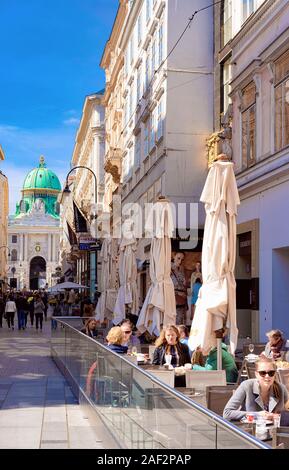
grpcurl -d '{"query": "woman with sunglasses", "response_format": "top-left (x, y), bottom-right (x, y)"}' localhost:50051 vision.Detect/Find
top-left (223, 357), bottom-right (288, 421)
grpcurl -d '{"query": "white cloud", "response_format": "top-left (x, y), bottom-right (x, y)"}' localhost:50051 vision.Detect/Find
top-left (0, 124), bottom-right (72, 214)
top-left (63, 117), bottom-right (80, 126)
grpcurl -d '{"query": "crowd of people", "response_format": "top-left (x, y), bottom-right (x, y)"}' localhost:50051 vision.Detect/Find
top-left (0, 290), bottom-right (48, 331)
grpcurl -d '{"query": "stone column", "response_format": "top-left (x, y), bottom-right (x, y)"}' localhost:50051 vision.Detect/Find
top-left (19, 234), bottom-right (24, 262)
top-left (52, 234), bottom-right (56, 262)
top-left (24, 234), bottom-right (28, 260)
top-left (48, 234), bottom-right (51, 262)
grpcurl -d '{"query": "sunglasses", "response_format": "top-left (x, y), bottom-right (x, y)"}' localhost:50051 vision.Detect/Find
top-left (257, 370), bottom-right (276, 377)
top-left (124, 330), bottom-right (132, 334)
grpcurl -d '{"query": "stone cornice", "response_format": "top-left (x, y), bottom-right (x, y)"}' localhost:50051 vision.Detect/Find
top-left (100, 0), bottom-right (128, 69)
top-left (236, 147), bottom-right (289, 197)
top-left (230, 0), bottom-right (277, 50)
top-left (0, 144), bottom-right (4, 160)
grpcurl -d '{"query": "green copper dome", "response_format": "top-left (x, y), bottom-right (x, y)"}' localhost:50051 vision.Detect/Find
top-left (14, 156), bottom-right (61, 219)
top-left (23, 156), bottom-right (61, 191)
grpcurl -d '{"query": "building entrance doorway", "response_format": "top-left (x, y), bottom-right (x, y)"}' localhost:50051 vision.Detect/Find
top-left (30, 256), bottom-right (46, 290)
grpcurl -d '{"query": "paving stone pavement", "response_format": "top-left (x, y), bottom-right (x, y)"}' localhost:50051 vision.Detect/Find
top-left (0, 319), bottom-right (111, 449)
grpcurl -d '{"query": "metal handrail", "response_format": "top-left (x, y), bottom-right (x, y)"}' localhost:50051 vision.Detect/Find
top-left (53, 317), bottom-right (271, 449)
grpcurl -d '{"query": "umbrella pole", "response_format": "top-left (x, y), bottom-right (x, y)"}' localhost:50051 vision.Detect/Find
top-left (215, 328), bottom-right (224, 371)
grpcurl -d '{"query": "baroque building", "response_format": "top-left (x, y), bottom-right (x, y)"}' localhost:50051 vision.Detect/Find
top-left (0, 145), bottom-right (9, 292)
top-left (214, 0), bottom-right (289, 343)
top-left (101, 0), bottom-right (214, 308)
top-left (8, 156), bottom-right (61, 290)
top-left (59, 92), bottom-right (105, 300)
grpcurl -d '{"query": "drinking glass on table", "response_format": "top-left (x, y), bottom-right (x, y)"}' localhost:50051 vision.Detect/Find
top-left (248, 343), bottom-right (254, 353)
top-left (165, 354), bottom-right (172, 365)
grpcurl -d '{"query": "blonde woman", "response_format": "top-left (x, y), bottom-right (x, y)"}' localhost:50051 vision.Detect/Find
top-left (152, 324), bottom-right (191, 367)
top-left (106, 326), bottom-right (128, 354)
top-left (223, 357), bottom-right (288, 421)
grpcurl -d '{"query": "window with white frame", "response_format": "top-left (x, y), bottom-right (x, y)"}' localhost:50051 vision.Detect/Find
top-left (146, 0), bottom-right (152, 24)
top-left (125, 49), bottom-right (129, 76)
top-left (137, 66), bottom-right (142, 102)
top-left (144, 120), bottom-right (149, 156)
top-left (221, 57), bottom-right (232, 116)
top-left (145, 48), bottom-right (151, 91)
top-left (123, 152), bottom-right (129, 180)
top-left (124, 98), bottom-right (129, 126)
top-left (152, 35), bottom-right (157, 75)
top-left (11, 249), bottom-right (17, 261)
top-left (135, 133), bottom-right (141, 168)
top-left (129, 82), bottom-right (134, 120)
top-left (137, 12), bottom-right (142, 45)
top-left (242, 0), bottom-right (254, 23)
top-left (130, 35), bottom-right (134, 66)
top-left (149, 111), bottom-right (155, 151)
top-left (241, 81), bottom-right (256, 169)
top-left (12, 235), bottom-right (17, 243)
top-left (156, 98), bottom-right (164, 141)
top-left (275, 50), bottom-right (289, 152)
top-left (221, 0), bottom-right (232, 48)
top-left (158, 23), bottom-right (163, 66)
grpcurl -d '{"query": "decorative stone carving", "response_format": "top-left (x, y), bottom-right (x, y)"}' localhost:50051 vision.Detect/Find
top-left (207, 104), bottom-right (233, 167)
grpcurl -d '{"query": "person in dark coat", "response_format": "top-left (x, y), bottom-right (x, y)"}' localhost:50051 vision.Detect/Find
top-left (81, 318), bottom-right (98, 339)
top-left (153, 324), bottom-right (191, 367)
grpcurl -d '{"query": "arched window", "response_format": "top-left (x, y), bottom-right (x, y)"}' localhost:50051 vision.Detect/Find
top-left (11, 249), bottom-right (17, 261)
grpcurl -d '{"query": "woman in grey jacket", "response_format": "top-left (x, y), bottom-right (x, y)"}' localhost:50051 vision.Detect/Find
top-left (34, 294), bottom-right (45, 331)
top-left (223, 357), bottom-right (288, 421)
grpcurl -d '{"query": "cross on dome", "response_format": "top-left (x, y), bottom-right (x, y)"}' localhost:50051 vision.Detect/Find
top-left (39, 155), bottom-right (46, 167)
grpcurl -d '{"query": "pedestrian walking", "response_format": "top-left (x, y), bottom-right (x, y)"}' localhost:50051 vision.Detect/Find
top-left (0, 295), bottom-right (5, 328)
top-left (16, 293), bottom-right (27, 330)
top-left (34, 294), bottom-right (45, 331)
top-left (5, 295), bottom-right (17, 330)
top-left (27, 293), bottom-right (35, 327)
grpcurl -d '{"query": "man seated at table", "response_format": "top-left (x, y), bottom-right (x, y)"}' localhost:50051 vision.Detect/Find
top-left (191, 332), bottom-right (238, 383)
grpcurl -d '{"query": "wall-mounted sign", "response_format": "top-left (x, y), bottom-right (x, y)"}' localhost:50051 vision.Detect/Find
top-left (78, 236), bottom-right (101, 251)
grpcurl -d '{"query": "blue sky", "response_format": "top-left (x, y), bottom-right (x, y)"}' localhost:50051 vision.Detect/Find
top-left (0, 0), bottom-right (118, 213)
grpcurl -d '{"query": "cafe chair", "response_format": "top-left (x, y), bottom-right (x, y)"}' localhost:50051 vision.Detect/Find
top-left (242, 343), bottom-right (266, 357)
top-left (148, 369), bottom-right (175, 388)
top-left (272, 427), bottom-right (289, 449)
top-left (245, 361), bottom-right (256, 379)
top-left (185, 370), bottom-right (226, 389)
top-left (277, 369), bottom-right (289, 392)
top-left (206, 384), bottom-right (238, 416)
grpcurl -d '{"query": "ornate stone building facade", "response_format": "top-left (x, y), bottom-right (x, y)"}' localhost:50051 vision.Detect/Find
top-left (8, 156), bottom-right (61, 290)
top-left (0, 145), bottom-right (9, 291)
top-left (59, 92), bottom-right (105, 299)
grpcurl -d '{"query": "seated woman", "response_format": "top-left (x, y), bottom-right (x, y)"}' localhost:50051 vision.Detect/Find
top-left (80, 318), bottom-right (98, 339)
top-left (223, 357), bottom-right (288, 422)
top-left (261, 329), bottom-right (288, 361)
top-left (192, 338), bottom-right (238, 384)
top-left (153, 324), bottom-right (191, 366)
top-left (106, 326), bottom-right (128, 354)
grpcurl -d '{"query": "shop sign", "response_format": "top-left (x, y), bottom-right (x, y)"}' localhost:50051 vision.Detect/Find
top-left (78, 236), bottom-right (101, 251)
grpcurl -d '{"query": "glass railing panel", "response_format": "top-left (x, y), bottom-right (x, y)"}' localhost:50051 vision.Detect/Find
top-left (51, 320), bottom-right (271, 450)
top-left (151, 383), bottom-right (216, 449)
top-left (216, 423), bottom-right (255, 449)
